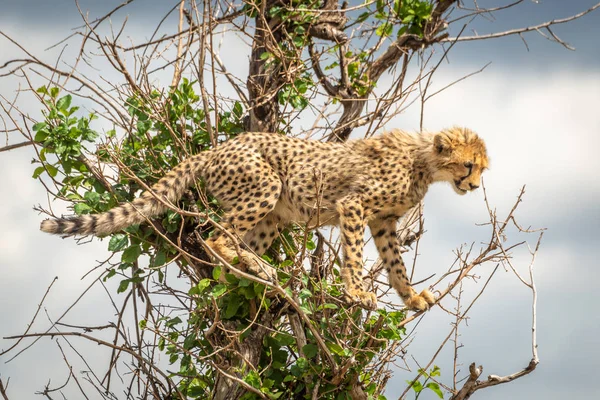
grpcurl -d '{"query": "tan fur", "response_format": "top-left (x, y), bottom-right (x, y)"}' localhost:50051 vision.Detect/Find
top-left (41, 127), bottom-right (489, 311)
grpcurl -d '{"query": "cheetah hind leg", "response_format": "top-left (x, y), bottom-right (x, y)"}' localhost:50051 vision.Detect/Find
top-left (204, 233), bottom-right (275, 281)
top-left (241, 215), bottom-right (282, 281)
top-left (205, 158), bottom-right (282, 282)
top-left (238, 251), bottom-right (275, 281)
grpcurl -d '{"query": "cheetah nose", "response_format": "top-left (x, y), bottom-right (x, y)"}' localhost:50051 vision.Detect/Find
top-left (469, 183), bottom-right (480, 190)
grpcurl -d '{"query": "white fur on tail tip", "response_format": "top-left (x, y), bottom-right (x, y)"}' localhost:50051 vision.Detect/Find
top-left (40, 219), bottom-right (58, 233)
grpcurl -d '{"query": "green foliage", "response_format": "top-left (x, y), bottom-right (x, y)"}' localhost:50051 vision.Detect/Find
top-left (33, 87), bottom-right (99, 191)
top-left (166, 256), bottom-right (411, 399)
top-left (278, 74), bottom-right (313, 110)
top-left (253, 1), bottom-right (321, 112)
top-left (370, 0), bottom-right (434, 38)
top-left (407, 365), bottom-right (444, 399)
top-left (33, 81), bottom-right (244, 293)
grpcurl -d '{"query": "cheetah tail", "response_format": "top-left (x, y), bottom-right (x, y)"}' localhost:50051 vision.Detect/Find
top-left (40, 153), bottom-right (207, 237)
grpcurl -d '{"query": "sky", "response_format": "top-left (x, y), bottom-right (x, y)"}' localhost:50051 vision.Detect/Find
top-left (1, 1), bottom-right (599, 399)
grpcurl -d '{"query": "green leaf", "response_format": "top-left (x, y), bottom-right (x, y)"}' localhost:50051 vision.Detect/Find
top-left (108, 234), bottom-right (129, 251)
top-left (326, 342), bottom-right (345, 356)
top-left (32, 166), bottom-right (45, 179)
top-left (56, 94), bottom-right (72, 111)
top-left (324, 61), bottom-right (339, 71)
top-left (244, 370), bottom-right (261, 389)
top-left (83, 191), bottom-right (100, 205)
top-left (196, 278), bottom-right (210, 293)
top-left (224, 293), bottom-right (241, 319)
top-left (152, 250), bottom-right (167, 267)
top-left (187, 385), bottom-right (205, 398)
top-left (225, 273), bottom-right (239, 284)
top-left (408, 380), bottom-right (423, 393)
top-left (137, 119), bottom-right (152, 134)
top-left (302, 343), bottom-right (318, 358)
top-left (357, 12), bottom-right (370, 23)
top-left (295, 357), bottom-right (308, 372)
top-left (183, 333), bottom-right (198, 350)
top-left (73, 203), bottom-right (92, 215)
top-left (166, 316), bottom-right (182, 327)
top-left (211, 284), bottom-right (227, 298)
top-left (118, 262), bottom-right (132, 271)
top-left (319, 303), bottom-right (338, 311)
top-left (46, 164), bottom-right (58, 177)
top-left (117, 279), bottom-right (130, 293)
top-left (32, 122), bottom-right (47, 132)
top-left (397, 25), bottom-right (408, 37)
top-left (402, 14), bottom-right (414, 24)
top-left (233, 101), bottom-right (243, 119)
top-left (376, 22), bottom-right (393, 37)
top-left (274, 333), bottom-right (295, 347)
top-left (212, 265), bottom-right (222, 281)
top-left (36, 86), bottom-right (49, 95)
top-left (425, 382), bottom-right (443, 398)
top-left (347, 61), bottom-right (359, 78)
top-left (299, 288), bottom-right (312, 301)
top-left (122, 245), bottom-right (142, 263)
top-left (50, 87), bottom-right (59, 98)
top-left (34, 129), bottom-right (48, 142)
top-left (238, 277), bottom-right (252, 287)
top-left (103, 269), bottom-right (117, 281)
top-left (260, 51), bottom-right (273, 61)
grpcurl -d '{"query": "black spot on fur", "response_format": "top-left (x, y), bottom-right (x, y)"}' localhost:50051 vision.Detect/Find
top-left (90, 216), bottom-right (97, 233)
top-left (375, 229), bottom-right (386, 238)
top-left (70, 218), bottom-right (83, 233)
top-left (56, 219), bottom-right (66, 233)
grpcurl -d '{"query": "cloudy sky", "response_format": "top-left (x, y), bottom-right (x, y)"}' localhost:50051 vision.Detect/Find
top-left (1, 1), bottom-right (599, 399)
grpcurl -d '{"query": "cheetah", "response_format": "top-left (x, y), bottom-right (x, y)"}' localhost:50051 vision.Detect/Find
top-left (40, 127), bottom-right (489, 311)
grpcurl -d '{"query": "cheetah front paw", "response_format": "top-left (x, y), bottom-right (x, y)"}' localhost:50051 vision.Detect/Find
top-left (404, 289), bottom-right (436, 311)
top-left (345, 289), bottom-right (378, 310)
top-left (239, 252), bottom-right (276, 281)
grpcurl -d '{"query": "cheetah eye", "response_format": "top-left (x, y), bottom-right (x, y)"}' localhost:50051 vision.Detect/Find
top-left (464, 161), bottom-right (473, 168)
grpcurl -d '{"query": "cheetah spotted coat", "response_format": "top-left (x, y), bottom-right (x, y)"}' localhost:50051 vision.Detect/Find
top-left (41, 127), bottom-right (489, 311)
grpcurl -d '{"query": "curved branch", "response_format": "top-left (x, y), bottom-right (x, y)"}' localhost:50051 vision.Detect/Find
top-left (445, 2), bottom-right (600, 45)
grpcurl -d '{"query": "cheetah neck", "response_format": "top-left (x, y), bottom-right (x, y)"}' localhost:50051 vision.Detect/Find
top-left (381, 129), bottom-right (442, 176)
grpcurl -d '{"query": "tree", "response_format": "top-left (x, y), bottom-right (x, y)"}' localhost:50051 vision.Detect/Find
top-left (0, 1), bottom-right (595, 399)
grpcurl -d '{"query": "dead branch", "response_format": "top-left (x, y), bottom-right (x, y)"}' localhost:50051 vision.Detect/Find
top-left (446, 2), bottom-right (600, 49)
top-left (0, 378), bottom-right (9, 400)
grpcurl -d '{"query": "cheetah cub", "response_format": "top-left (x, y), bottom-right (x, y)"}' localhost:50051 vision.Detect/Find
top-left (41, 127), bottom-right (488, 311)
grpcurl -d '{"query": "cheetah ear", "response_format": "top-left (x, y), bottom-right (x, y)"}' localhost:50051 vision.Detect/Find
top-left (433, 134), bottom-right (453, 155)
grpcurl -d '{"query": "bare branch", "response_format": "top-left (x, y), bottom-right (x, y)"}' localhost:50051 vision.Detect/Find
top-left (446, 3), bottom-right (600, 44)
top-left (0, 140), bottom-right (33, 153)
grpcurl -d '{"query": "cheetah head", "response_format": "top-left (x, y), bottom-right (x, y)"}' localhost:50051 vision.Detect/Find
top-left (431, 127), bottom-right (489, 195)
